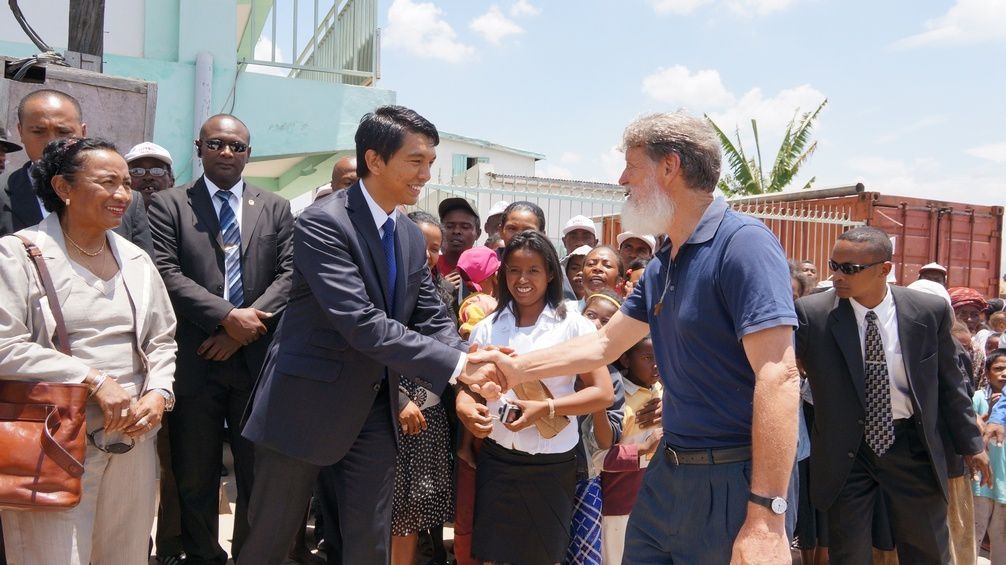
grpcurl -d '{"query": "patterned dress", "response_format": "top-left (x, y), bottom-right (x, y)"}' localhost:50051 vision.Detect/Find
top-left (391, 378), bottom-right (455, 536)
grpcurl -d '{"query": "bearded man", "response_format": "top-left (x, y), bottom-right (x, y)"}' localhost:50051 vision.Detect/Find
top-left (467, 112), bottom-right (800, 563)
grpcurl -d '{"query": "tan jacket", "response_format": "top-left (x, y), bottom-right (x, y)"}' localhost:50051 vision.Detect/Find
top-left (0, 215), bottom-right (176, 394)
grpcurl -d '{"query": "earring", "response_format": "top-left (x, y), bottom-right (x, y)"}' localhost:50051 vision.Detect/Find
top-left (65, 198), bottom-right (70, 207)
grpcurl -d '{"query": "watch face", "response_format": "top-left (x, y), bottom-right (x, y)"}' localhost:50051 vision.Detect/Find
top-left (771, 497), bottom-right (787, 514)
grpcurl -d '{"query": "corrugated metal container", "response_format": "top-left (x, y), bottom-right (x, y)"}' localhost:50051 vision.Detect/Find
top-left (599, 184), bottom-right (1003, 297)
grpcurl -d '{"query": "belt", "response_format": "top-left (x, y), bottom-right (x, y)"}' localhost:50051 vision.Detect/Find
top-left (664, 444), bottom-right (752, 465)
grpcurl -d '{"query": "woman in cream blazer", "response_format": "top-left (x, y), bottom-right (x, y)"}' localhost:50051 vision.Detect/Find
top-left (0, 137), bottom-right (177, 565)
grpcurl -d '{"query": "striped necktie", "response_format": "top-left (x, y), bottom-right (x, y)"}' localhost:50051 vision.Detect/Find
top-left (215, 191), bottom-right (244, 308)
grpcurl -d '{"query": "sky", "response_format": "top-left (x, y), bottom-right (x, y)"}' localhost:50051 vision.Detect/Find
top-left (367, 0), bottom-right (1005, 206)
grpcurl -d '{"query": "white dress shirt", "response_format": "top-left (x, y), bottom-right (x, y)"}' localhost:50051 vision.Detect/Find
top-left (468, 305), bottom-right (597, 454)
top-left (849, 287), bottom-right (914, 419)
top-left (359, 179), bottom-right (465, 380)
top-left (205, 176), bottom-right (244, 302)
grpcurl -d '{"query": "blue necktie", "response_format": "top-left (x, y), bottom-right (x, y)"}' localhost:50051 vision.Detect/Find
top-left (215, 191), bottom-right (244, 308)
top-left (382, 217), bottom-right (397, 315)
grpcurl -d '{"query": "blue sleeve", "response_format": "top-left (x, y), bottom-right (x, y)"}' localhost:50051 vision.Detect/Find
top-left (991, 397), bottom-right (1006, 425)
top-left (719, 224), bottom-right (798, 340)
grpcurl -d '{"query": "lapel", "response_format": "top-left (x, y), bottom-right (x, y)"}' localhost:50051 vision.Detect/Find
top-left (392, 218), bottom-right (410, 321)
top-left (346, 183), bottom-right (391, 312)
top-left (10, 164), bottom-right (44, 229)
top-left (107, 232), bottom-right (150, 340)
top-left (892, 286), bottom-right (926, 397)
top-left (34, 215), bottom-right (75, 308)
top-left (829, 297), bottom-right (867, 408)
top-left (186, 177), bottom-right (224, 252)
top-left (240, 182), bottom-right (264, 255)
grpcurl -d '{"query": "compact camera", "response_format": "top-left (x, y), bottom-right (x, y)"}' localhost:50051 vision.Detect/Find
top-left (497, 401), bottom-right (523, 425)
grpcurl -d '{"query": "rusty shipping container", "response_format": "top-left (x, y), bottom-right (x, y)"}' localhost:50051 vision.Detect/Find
top-left (599, 184), bottom-right (1003, 297)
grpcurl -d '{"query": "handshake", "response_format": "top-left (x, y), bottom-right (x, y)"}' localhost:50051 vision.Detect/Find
top-left (456, 344), bottom-right (520, 401)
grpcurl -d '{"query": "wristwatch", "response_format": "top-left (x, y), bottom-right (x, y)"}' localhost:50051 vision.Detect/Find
top-left (749, 492), bottom-right (787, 515)
top-left (152, 389), bottom-right (176, 412)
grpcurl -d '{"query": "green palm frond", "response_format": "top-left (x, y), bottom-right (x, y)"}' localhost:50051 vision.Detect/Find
top-left (705, 115), bottom-right (760, 195)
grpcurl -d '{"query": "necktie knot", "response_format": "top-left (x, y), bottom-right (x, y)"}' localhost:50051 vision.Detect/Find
top-left (214, 190), bottom-right (232, 203)
top-left (866, 310), bottom-right (878, 322)
top-left (382, 217), bottom-right (395, 238)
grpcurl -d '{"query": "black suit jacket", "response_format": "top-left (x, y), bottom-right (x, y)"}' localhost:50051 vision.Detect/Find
top-left (243, 182), bottom-right (466, 466)
top-left (147, 177), bottom-right (294, 395)
top-left (1, 162), bottom-right (153, 254)
top-left (795, 287), bottom-right (983, 510)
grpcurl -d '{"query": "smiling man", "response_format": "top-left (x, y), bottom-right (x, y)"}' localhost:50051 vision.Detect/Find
top-left (240, 105), bottom-right (496, 564)
top-left (468, 112), bottom-right (801, 563)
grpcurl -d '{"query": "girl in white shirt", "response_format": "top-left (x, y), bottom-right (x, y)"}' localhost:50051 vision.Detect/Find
top-left (459, 230), bottom-right (613, 565)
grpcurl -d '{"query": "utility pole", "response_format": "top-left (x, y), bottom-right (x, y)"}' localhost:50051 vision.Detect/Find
top-left (67, 0), bottom-right (105, 72)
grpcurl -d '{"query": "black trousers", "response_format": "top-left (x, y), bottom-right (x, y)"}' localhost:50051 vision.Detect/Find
top-left (240, 387), bottom-right (397, 565)
top-left (827, 420), bottom-right (950, 565)
top-left (169, 356), bottom-right (256, 565)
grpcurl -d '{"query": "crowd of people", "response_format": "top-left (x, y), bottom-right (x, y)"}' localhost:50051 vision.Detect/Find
top-left (0, 89), bottom-right (1005, 565)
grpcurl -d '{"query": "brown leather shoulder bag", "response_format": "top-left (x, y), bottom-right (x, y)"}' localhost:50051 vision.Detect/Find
top-left (0, 235), bottom-right (87, 510)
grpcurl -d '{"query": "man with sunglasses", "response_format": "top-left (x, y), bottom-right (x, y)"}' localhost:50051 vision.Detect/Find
top-left (147, 114), bottom-right (294, 565)
top-left (794, 226), bottom-right (990, 564)
top-left (124, 141), bottom-right (175, 209)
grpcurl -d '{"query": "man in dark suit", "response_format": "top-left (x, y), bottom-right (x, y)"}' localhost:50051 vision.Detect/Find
top-left (0, 89), bottom-right (152, 253)
top-left (239, 106), bottom-right (495, 565)
top-left (148, 114), bottom-right (294, 565)
top-left (795, 226), bottom-right (991, 564)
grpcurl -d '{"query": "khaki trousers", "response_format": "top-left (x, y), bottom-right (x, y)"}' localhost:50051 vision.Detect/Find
top-left (1, 431), bottom-right (157, 565)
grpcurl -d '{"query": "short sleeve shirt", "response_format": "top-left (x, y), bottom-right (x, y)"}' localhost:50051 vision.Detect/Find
top-left (621, 197), bottom-right (798, 448)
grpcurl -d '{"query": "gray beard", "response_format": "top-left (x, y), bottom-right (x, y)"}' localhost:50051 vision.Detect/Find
top-left (621, 180), bottom-right (675, 236)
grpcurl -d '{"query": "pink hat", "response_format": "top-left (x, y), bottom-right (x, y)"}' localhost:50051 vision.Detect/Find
top-left (456, 246), bottom-right (501, 292)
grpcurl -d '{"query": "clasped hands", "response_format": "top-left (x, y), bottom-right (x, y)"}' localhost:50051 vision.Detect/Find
top-left (456, 344), bottom-right (520, 401)
top-left (199, 307), bottom-right (273, 361)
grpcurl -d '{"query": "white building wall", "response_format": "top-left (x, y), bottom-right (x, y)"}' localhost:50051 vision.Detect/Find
top-left (432, 137), bottom-right (537, 183)
top-left (0, 0), bottom-right (144, 58)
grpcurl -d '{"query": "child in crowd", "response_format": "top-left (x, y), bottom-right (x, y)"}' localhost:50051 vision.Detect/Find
top-left (622, 258), bottom-right (648, 298)
top-left (973, 349), bottom-right (1006, 564)
top-left (409, 211), bottom-right (458, 326)
top-left (596, 336), bottom-right (663, 565)
top-left (564, 245), bottom-right (592, 302)
top-left (564, 290), bottom-right (627, 565)
top-left (456, 246), bottom-right (501, 339)
top-left (458, 231), bottom-right (614, 565)
top-left (991, 311), bottom-right (1006, 334)
top-left (499, 201), bottom-right (546, 247)
top-left (581, 245), bottom-right (624, 298)
top-left (391, 212), bottom-right (457, 565)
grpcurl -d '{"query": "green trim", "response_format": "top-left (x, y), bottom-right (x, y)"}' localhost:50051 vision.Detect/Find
top-left (245, 176), bottom-right (279, 191)
top-left (277, 153), bottom-right (336, 189)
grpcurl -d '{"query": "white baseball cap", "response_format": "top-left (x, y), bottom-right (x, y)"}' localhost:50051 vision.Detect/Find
top-left (919, 262), bottom-right (947, 274)
top-left (486, 200), bottom-right (509, 218)
top-left (616, 231), bottom-right (657, 253)
top-left (569, 245), bottom-right (593, 257)
top-left (124, 141), bottom-right (173, 165)
top-left (562, 215), bottom-right (597, 237)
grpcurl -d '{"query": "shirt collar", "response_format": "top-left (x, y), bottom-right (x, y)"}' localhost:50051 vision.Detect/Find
top-left (622, 377), bottom-right (643, 397)
top-left (685, 196), bottom-right (729, 245)
top-left (204, 175), bottom-right (244, 199)
top-left (494, 302), bottom-right (564, 327)
top-left (849, 285), bottom-right (894, 323)
top-left (358, 178), bottom-right (397, 232)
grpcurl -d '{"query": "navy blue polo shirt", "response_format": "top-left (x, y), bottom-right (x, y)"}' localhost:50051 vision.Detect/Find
top-left (621, 197), bottom-right (797, 449)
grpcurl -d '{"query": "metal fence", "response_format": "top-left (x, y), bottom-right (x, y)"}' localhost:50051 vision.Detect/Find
top-left (413, 173), bottom-right (625, 254)
top-left (243, 0), bottom-right (379, 85)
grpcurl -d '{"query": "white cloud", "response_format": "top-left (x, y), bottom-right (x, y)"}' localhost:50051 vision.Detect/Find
top-left (385, 0), bottom-right (475, 63)
top-left (247, 37), bottom-right (290, 77)
top-left (537, 163), bottom-right (575, 179)
top-left (641, 65), bottom-right (735, 109)
top-left (470, 6), bottom-right (524, 45)
top-left (599, 146), bottom-right (626, 184)
top-left (706, 84), bottom-right (828, 143)
top-left (843, 154), bottom-right (1001, 208)
top-left (648, 0), bottom-right (714, 15)
top-left (967, 143), bottom-right (1006, 163)
top-left (894, 0), bottom-right (1006, 48)
top-left (726, 0), bottom-right (799, 16)
top-left (510, 0), bottom-right (540, 17)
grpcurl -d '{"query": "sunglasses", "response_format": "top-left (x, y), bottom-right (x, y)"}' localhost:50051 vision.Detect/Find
top-left (828, 259), bottom-right (885, 275)
top-left (129, 167), bottom-right (169, 177)
top-left (199, 139), bottom-right (249, 153)
top-left (87, 427), bottom-right (135, 454)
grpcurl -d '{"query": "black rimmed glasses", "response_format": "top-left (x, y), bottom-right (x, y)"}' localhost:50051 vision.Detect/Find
top-left (87, 427), bottom-right (135, 454)
top-left (198, 139), bottom-right (249, 153)
top-left (129, 167), bottom-right (169, 177)
top-left (828, 259), bottom-right (885, 275)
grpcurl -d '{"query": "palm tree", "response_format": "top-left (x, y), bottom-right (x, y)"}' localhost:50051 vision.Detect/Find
top-left (705, 99), bottom-right (827, 197)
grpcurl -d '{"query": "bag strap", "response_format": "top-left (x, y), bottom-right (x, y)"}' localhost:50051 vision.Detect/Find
top-left (14, 235), bottom-right (71, 356)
